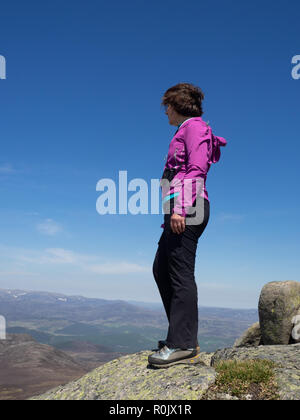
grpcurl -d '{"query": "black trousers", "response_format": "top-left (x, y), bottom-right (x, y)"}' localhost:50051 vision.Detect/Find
top-left (152, 198), bottom-right (210, 349)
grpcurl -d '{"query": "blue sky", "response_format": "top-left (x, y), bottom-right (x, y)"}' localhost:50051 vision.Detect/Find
top-left (0, 0), bottom-right (299, 308)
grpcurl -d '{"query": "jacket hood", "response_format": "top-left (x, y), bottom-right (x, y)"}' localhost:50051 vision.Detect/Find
top-left (210, 134), bottom-right (227, 164)
top-left (177, 117), bottom-right (227, 164)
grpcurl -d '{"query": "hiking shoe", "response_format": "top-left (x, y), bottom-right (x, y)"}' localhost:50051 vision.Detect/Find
top-left (156, 340), bottom-right (200, 354)
top-left (148, 345), bottom-right (198, 367)
top-left (151, 340), bottom-right (169, 352)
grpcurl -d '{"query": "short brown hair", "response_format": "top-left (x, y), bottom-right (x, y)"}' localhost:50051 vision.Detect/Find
top-left (161, 82), bottom-right (205, 117)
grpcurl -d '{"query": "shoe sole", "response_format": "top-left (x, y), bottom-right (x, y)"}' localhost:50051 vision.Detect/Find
top-left (149, 353), bottom-right (203, 368)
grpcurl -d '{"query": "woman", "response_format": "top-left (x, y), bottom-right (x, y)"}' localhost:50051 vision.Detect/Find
top-left (148, 83), bottom-right (227, 368)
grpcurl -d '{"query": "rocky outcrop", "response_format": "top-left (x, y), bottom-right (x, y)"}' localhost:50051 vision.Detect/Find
top-left (29, 343), bottom-right (300, 401)
top-left (258, 281), bottom-right (300, 345)
top-left (30, 351), bottom-right (216, 400)
top-left (233, 322), bottom-right (262, 347)
top-left (29, 281), bottom-right (300, 400)
top-left (235, 281), bottom-right (300, 347)
top-left (212, 343), bottom-right (300, 400)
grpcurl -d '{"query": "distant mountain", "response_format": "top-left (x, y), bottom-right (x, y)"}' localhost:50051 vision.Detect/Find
top-left (126, 300), bottom-right (164, 310)
top-left (0, 288), bottom-right (258, 354)
top-left (0, 334), bottom-right (88, 400)
top-left (128, 299), bottom-right (258, 320)
top-left (0, 288), bottom-right (165, 325)
top-left (55, 340), bottom-right (125, 371)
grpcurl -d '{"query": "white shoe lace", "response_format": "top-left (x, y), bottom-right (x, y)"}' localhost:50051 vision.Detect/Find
top-left (158, 345), bottom-right (169, 355)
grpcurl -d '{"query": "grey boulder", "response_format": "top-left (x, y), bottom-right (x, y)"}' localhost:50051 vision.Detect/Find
top-left (258, 281), bottom-right (300, 345)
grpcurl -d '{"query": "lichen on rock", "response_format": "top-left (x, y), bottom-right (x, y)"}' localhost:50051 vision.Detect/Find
top-left (211, 343), bottom-right (300, 400)
top-left (29, 281), bottom-right (300, 401)
top-left (30, 351), bottom-right (216, 400)
top-left (233, 322), bottom-right (262, 347)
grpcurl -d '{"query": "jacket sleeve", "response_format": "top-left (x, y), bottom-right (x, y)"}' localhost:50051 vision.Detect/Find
top-left (171, 124), bottom-right (211, 217)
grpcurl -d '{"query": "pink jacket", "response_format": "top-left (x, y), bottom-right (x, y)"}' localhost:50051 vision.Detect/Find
top-left (160, 117), bottom-right (227, 225)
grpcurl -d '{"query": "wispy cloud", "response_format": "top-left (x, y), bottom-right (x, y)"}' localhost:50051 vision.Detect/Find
top-left (36, 219), bottom-right (63, 236)
top-left (18, 248), bottom-right (80, 265)
top-left (2, 245), bottom-right (150, 275)
top-left (0, 163), bottom-right (15, 174)
top-left (0, 270), bottom-right (37, 276)
top-left (88, 262), bottom-right (149, 274)
top-left (45, 248), bottom-right (77, 263)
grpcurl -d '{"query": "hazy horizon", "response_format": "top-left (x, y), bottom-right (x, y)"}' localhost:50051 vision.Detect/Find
top-left (0, 287), bottom-right (258, 311)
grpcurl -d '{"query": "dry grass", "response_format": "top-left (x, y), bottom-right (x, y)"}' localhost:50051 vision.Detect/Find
top-left (202, 359), bottom-right (280, 400)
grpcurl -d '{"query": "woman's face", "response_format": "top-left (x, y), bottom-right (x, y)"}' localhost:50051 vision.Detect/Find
top-left (165, 104), bottom-right (180, 126)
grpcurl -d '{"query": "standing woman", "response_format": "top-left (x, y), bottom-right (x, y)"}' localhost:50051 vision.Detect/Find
top-left (148, 83), bottom-right (227, 368)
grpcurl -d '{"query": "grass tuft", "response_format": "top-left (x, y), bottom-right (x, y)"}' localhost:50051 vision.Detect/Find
top-left (203, 358), bottom-right (280, 400)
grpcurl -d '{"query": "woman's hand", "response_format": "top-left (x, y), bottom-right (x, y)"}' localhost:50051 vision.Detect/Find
top-left (170, 213), bottom-right (186, 234)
